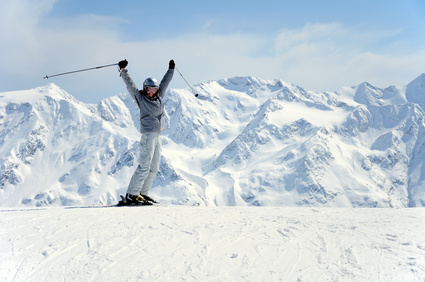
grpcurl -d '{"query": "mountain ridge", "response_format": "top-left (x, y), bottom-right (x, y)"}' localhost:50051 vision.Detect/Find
top-left (1, 74), bottom-right (425, 207)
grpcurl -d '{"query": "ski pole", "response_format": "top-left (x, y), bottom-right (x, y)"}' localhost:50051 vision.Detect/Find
top-left (175, 67), bottom-right (199, 97)
top-left (43, 63), bottom-right (118, 79)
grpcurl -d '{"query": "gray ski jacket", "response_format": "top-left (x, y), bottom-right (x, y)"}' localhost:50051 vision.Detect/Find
top-left (120, 68), bottom-right (173, 133)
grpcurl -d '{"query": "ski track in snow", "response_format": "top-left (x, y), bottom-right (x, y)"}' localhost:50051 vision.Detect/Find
top-left (1, 207), bottom-right (425, 281)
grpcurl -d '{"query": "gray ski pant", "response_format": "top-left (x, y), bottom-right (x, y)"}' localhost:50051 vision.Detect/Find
top-left (126, 132), bottom-right (161, 196)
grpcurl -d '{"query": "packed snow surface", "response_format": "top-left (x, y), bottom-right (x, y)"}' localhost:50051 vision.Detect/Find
top-left (1, 206), bottom-right (424, 281)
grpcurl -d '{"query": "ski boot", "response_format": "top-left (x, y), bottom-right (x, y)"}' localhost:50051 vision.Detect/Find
top-left (117, 194), bottom-right (153, 206)
top-left (139, 194), bottom-right (159, 204)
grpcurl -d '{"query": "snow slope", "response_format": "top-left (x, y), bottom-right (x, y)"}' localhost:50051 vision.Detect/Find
top-left (0, 84), bottom-right (140, 206)
top-left (1, 74), bottom-right (425, 207)
top-left (1, 206), bottom-right (424, 281)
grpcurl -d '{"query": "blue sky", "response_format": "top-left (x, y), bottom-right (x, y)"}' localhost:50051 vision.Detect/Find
top-left (1, 0), bottom-right (425, 103)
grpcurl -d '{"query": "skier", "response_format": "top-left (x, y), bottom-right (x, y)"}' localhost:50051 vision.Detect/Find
top-left (117, 59), bottom-right (175, 205)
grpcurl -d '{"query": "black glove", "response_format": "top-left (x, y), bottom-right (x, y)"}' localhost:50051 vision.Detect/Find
top-left (169, 59), bottom-right (175, 70)
top-left (119, 59), bottom-right (128, 69)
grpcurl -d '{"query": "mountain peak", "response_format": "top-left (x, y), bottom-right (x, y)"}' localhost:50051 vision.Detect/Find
top-left (406, 73), bottom-right (425, 104)
top-left (0, 83), bottom-right (77, 105)
top-left (218, 76), bottom-right (265, 86)
top-left (216, 76), bottom-right (288, 92)
top-left (353, 81), bottom-right (383, 106)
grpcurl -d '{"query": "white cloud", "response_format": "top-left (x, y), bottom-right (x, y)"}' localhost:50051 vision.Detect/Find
top-left (275, 22), bottom-right (346, 53)
top-left (0, 0), bottom-right (58, 72)
top-left (266, 22), bottom-right (424, 91)
top-left (0, 0), bottom-right (57, 32)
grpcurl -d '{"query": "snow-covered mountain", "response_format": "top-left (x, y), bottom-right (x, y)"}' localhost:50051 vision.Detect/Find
top-left (1, 74), bottom-right (425, 207)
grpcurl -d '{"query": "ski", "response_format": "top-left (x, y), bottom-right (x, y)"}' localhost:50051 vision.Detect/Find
top-left (62, 194), bottom-right (201, 209)
top-left (63, 202), bottom-right (201, 209)
top-left (64, 203), bottom-right (154, 209)
top-left (64, 205), bottom-right (120, 209)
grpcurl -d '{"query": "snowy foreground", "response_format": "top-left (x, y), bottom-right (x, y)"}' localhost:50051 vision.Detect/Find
top-left (1, 206), bottom-right (425, 281)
